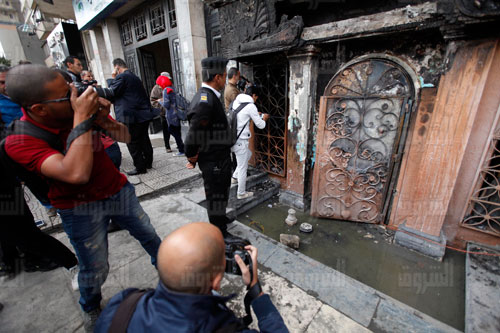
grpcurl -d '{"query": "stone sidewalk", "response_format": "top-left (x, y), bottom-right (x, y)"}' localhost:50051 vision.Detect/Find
top-left (0, 191), bottom-right (370, 333)
top-left (1, 131), bottom-right (461, 332)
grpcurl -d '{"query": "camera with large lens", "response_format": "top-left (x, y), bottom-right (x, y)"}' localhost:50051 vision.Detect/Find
top-left (75, 80), bottom-right (114, 101)
top-left (225, 238), bottom-right (252, 276)
top-left (236, 75), bottom-right (249, 92)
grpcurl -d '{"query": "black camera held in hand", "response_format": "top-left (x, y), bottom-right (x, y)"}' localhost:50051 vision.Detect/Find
top-left (237, 75), bottom-right (250, 92)
top-left (225, 237), bottom-right (252, 276)
top-left (74, 80), bottom-right (114, 101)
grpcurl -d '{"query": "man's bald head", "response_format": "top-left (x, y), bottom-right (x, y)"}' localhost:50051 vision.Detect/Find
top-left (158, 223), bottom-right (226, 294)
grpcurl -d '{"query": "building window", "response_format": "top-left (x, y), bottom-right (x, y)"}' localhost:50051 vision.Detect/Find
top-left (9, 14), bottom-right (13, 19)
top-left (167, 0), bottom-right (177, 28)
top-left (6, 1), bottom-right (10, 6)
top-left (212, 35), bottom-right (221, 57)
top-left (42, 0), bottom-right (54, 4)
top-left (149, 3), bottom-right (166, 35)
top-left (120, 20), bottom-right (133, 46)
top-left (172, 39), bottom-right (184, 97)
top-left (133, 13), bottom-right (148, 41)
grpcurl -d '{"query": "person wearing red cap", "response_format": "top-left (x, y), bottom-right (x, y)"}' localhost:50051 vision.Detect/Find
top-left (150, 73), bottom-right (172, 153)
top-left (156, 75), bottom-right (185, 156)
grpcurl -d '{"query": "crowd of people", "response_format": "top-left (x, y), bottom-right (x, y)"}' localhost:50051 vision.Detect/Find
top-left (0, 55), bottom-right (279, 332)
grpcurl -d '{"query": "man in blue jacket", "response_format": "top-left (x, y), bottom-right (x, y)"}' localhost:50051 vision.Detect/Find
top-left (95, 222), bottom-right (288, 333)
top-left (108, 58), bottom-right (155, 175)
top-left (0, 65), bottom-right (22, 128)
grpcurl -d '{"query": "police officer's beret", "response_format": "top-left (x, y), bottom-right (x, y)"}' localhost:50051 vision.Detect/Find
top-left (201, 57), bottom-right (228, 75)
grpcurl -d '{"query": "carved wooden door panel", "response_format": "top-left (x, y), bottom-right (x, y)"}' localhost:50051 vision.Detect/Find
top-left (311, 59), bottom-right (413, 223)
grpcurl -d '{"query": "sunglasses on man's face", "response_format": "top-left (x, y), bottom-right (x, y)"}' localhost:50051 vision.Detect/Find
top-left (38, 89), bottom-right (71, 104)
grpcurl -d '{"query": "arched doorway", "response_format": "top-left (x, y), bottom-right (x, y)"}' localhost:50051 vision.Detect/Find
top-left (311, 56), bottom-right (416, 223)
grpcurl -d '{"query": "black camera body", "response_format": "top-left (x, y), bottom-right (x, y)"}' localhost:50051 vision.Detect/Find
top-left (237, 76), bottom-right (249, 92)
top-left (225, 238), bottom-right (251, 276)
top-left (75, 81), bottom-right (114, 101)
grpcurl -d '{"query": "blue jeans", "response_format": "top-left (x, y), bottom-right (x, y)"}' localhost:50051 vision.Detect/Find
top-left (58, 182), bottom-right (161, 312)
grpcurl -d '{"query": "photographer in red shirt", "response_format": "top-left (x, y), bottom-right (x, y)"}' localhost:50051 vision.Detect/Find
top-left (4, 65), bottom-right (161, 332)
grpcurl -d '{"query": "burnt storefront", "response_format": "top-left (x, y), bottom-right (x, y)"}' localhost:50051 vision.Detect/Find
top-left (203, 0), bottom-right (500, 259)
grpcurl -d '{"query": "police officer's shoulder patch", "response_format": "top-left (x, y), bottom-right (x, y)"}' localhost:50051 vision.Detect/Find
top-left (200, 93), bottom-right (208, 103)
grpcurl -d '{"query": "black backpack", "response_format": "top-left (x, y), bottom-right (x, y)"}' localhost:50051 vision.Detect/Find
top-left (226, 102), bottom-right (250, 147)
top-left (0, 120), bottom-right (64, 206)
top-left (175, 92), bottom-right (190, 121)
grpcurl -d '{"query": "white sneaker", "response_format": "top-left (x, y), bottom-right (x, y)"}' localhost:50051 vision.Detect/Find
top-left (237, 191), bottom-right (254, 200)
top-left (68, 265), bottom-right (79, 291)
top-left (231, 177), bottom-right (238, 184)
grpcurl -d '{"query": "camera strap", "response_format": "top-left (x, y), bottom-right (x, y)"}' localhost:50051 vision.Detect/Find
top-left (65, 113), bottom-right (98, 152)
top-left (242, 280), bottom-right (263, 326)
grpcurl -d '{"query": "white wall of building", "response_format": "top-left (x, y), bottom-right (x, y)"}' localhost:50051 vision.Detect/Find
top-left (175, 0), bottom-right (207, 99)
top-left (0, 24), bottom-right (26, 65)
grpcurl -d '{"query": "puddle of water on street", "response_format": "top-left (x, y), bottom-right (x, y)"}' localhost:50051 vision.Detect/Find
top-left (237, 197), bottom-right (465, 331)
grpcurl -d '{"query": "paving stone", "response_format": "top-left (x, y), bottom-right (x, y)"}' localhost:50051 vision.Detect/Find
top-left (157, 163), bottom-right (187, 175)
top-left (306, 304), bottom-right (371, 333)
top-left (133, 182), bottom-right (154, 197)
top-left (0, 269), bottom-right (82, 333)
top-left (143, 175), bottom-right (178, 190)
top-left (465, 244), bottom-right (500, 333)
top-left (151, 158), bottom-right (170, 169)
top-left (369, 298), bottom-right (460, 333)
top-left (263, 243), bottom-right (380, 327)
top-left (169, 168), bottom-right (200, 181)
top-left (107, 230), bottom-right (150, 271)
top-left (114, 255), bottom-right (158, 290)
top-left (183, 187), bottom-right (206, 204)
top-left (137, 169), bottom-right (167, 182)
top-left (222, 269), bottom-right (323, 332)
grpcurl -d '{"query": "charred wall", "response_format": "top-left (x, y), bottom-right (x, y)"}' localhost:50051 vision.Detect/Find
top-left (303, 29), bottom-right (449, 197)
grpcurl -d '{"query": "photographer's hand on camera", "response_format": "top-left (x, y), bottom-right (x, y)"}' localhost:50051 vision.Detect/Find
top-left (235, 245), bottom-right (263, 296)
top-left (94, 97), bottom-right (131, 144)
top-left (71, 84), bottom-right (99, 124)
top-left (94, 97), bottom-right (111, 125)
top-left (40, 84), bottom-right (98, 184)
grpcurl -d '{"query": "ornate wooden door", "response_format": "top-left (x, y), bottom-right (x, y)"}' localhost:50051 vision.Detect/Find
top-left (311, 58), bottom-right (413, 223)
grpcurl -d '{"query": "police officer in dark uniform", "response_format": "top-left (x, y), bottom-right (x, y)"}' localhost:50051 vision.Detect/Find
top-left (184, 57), bottom-right (234, 237)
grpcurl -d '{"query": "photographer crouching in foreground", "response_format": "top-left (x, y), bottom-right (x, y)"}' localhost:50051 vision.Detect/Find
top-left (95, 222), bottom-right (288, 332)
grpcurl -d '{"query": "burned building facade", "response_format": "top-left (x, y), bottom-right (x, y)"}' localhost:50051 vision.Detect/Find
top-left (203, 0), bottom-right (500, 259)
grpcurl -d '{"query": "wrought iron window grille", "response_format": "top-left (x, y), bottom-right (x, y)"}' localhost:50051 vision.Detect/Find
top-left (149, 4), bottom-right (166, 35)
top-left (120, 20), bottom-right (133, 46)
top-left (133, 13), bottom-right (148, 41)
top-left (167, 0), bottom-right (177, 28)
top-left (253, 65), bottom-right (288, 177)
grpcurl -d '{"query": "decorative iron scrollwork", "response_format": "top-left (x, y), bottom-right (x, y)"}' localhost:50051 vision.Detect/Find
top-left (462, 128), bottom-right (500, 237)
top-left (253, 64), bottom-right (288, 176)
top-left (315, 59), bottom-right (411, 223)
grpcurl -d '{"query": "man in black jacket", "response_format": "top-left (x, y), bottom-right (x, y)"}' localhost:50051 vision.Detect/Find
top-left (185, 57), bottom-right (234, 237)
top-left (108, 58), bottom-right (155, 175)
top-left (63, 56), bottom-right (83, 83)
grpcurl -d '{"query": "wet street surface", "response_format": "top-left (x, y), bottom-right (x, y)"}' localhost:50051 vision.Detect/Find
top-left (238, 196), bottom-right (466, 331)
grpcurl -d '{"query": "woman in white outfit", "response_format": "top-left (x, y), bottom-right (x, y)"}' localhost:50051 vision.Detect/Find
top-left (231, 85), bottom-right (269, 199)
